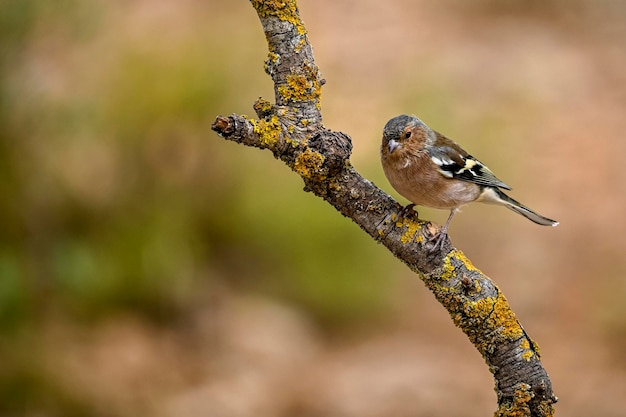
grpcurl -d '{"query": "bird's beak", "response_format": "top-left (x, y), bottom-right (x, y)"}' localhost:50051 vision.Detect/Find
top-left (387, 139), bottom-right (400, 154)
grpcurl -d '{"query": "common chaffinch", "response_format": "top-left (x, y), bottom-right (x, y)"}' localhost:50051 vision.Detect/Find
top-left (381, 114), bottom-right (558, 248)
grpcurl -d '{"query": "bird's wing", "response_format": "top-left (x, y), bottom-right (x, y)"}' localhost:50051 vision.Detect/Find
top-left (428, 131), bottom-right (512, 190)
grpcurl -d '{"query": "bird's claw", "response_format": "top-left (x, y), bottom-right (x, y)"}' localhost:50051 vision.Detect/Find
top-left (425, 210), bottom-right (456, 253)
top-left (427, 229), bottom-right (449, 252)
top-left (397, 203), bottom-right (417, 220)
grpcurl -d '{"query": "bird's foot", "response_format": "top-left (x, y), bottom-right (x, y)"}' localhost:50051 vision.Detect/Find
top-left (427, 231), bottom-right (448, 252)
top-left (425, 209), bottom-right (457, 253)
top-left (397, 203), bottom-right (417, 220)
top-left (426, 223), bottom-right (451, 253)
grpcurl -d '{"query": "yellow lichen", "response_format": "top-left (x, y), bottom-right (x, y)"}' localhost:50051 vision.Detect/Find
top-left (250, 0), bottom-right (306, 35)
top-left (434, 251), bottom-right (525, 350)
top-left (520, 338), bottom-right (530, 350)
top-left (453, 249), bottom-right (480, 273)
top-left (266, 51), bottom-right (280, 66)
top-left (537, 400), bottom-right (556, 417)
top-left (465, 297), bottom-right (497, 318)
top-left (264, 51), bottom-right (280, 75)
top-left (494, 383), bottom-right (533, 417)
top-left (441, 258), bottom-right (455, 281)
top-left (327, 179), bottom-right (341, 192)
top-left (295, 37), bottom-right (306, 52)
top-left (520, 339), bottom-right (534, 361)
top-left (462, 292), bottom-right (523, 341)
top-left (277, 71), bottom-right (322, 108)
top-left (439, 249), bottom-right (482, 282)
top-left (531, 340), bottom-right (542, 356)
top-left (254, 97), bottom-right (274, 116)
top-left (293, 148), bottom-right (325, 179)
top-left (444, 285), bottom-right (524, 360)
top-left (492, 293), bottom-right (524, 340)
top-left (251, 115), bottom-right (281, 148)
top-left (400, 218), bottom-right (423, 244)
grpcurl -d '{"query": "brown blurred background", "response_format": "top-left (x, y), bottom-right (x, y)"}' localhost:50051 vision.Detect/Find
top-left (1, 0), bottom-right (625, 416)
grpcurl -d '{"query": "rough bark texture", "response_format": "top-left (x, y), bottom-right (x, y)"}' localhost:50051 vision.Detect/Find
top-left (211, 1), bottom-right (557, 415)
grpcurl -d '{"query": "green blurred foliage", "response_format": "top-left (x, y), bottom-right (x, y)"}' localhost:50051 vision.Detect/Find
top-left (0, 352), bottom-right (92, 417)
top-left (0, 0), bottom-right (396, 335)
top-left (0, 0), bottom-right (402, 413)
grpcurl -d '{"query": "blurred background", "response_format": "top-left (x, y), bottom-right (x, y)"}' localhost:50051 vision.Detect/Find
top-left (1, 0), bottom-right (626, 415)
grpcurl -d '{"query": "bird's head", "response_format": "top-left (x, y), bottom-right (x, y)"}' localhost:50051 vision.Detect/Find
top-left (381, 114), bottom-right (431, 159)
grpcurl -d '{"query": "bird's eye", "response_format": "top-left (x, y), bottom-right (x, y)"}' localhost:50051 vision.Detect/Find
top-left (404, 131), bottom-right (411, 139)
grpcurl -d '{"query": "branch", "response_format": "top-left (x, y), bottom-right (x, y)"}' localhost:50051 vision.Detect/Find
top-left (211, 1), bottom-right (557, 415)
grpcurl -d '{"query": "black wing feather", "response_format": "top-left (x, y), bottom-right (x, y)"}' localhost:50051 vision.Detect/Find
top-left (429, 146), bottom-right (512, 190)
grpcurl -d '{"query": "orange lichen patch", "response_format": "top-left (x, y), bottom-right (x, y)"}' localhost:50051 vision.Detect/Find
top-left (522, 350), bottom-right (534, 361)
top-left (295, 36), bottom-right (306, 52)
top-left (520, 338), bottom-right (530, 350)
top-left (422, 249), bottom-right (524, 353)
top-left (464, 297), bottom-right (497, 318)
top-left (399, 217), bottom-right (424, 244)
top-left (444, 250), bottom-right (474, 280)
top-left (264, 51), bottom-right (280, 75)
top-left (327, 179), bottom-right (341, 192)
top-left (250, 115), bottom-right (282, 149)
top-left (250, 0), bottom-right (306, 35)
top-left (494, 383), bottom-right (533, 417)
top-left (520, 339), bottom-right (535, 361)
top-left (253, 97), bottom-right (274, 117)
top-left (437, 249), bottom-right (482, 282)
top-left (491, 293), bottom-right (524, 340)
top-left (430, 269), bottom-right (525, 357)
top-left (531, 340), bottom-right (542, 357)
top-left (277, 70), bottom-right (322, 108)
top-left (293, 148), bottom-right (324, 179)
top-left (440, 253), bottom-right (457, 281)
top-left (462, 292), bottom-right (523, 343)
top-left (453, 249), bottom-right (480, 273)
top-left (537, 400), bottom-right (556, 417)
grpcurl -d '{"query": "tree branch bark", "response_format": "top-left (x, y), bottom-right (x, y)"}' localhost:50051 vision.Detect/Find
top-left (211, 1), bottom-right (558, 415)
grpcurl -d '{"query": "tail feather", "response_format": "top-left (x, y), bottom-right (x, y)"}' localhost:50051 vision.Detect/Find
top-left (488, 188), bottom-right (559, 226)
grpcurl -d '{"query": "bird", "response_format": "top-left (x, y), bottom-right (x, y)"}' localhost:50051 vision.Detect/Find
top-left (380, 114), bottom-right (558, 249)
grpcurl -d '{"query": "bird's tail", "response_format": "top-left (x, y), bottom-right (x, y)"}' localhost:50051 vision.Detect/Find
top-left (489, 188), bottom-right (559, 226)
